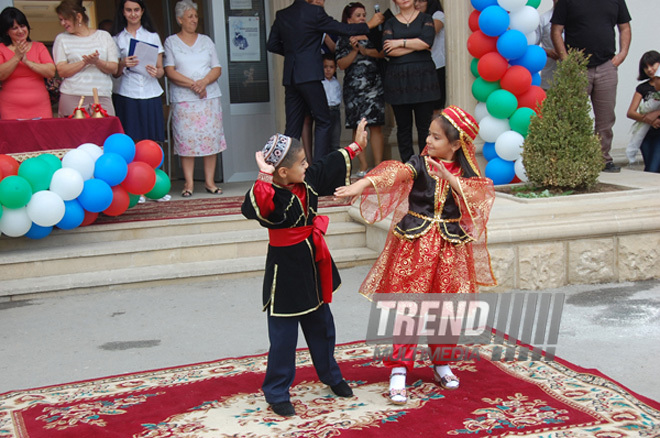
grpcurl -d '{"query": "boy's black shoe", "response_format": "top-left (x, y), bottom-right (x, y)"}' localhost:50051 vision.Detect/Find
top-left (270, 401), bottom-right (295, 417)
top-left (330, 380), bottom-right (354, 397)
top-left (603, 162), bottom-right (621, 173)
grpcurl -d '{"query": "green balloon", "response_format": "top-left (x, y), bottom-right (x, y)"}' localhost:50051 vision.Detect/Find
top-left (0, 175), bottom-right (33, 208)
top-left (145, 169), bottom-right (172, 200)
top-left (472, 78), bottom-right (501, 103)
top-left (526, 0), bottom-right (541, 8)
top-left (38, 154), bottom-right (63, 174)
top-left (18, 157), bottom-right (52, 193)
top-left (128, 193), bottom-right (141, 208)
top-left (470, 58), bottom-right (479, 78)
top-left (509, 107), bottom-right (537, 136)
top-left (486, 89), bottom-right (518, 119)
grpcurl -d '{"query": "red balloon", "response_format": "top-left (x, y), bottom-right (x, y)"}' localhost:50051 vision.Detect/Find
top-left (81, 210), bottom-right (98, 226)
top-left (469, 10), bottom-right (481, 32)
top-left (517, 86), bottom-right (547, 113)
top-left (134, 140), bottom-right (164, 169)
top-left (501, 65), bottom-right (533, 96)
top-left (467, 31), bottom-right (498, 59)
top-left (103, 185), bottom-right (130, 216)
top-left (0, 154), bottom-right (19, 180)
top-left (478, 52), bottom-right (509, 82)
top-left (511, 175), bottom-right (522, 184)
top-left (121, 161), bottom-right (156, 195)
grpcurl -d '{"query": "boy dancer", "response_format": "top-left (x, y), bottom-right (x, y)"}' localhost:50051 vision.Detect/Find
top-left (241, 119), bottom-right (368, 417)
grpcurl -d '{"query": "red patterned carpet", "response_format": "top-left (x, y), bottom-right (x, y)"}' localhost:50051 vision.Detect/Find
top-left (2, 342), bottom-right (659, 437)
top-left (94, 195), bottom-right (351, 224)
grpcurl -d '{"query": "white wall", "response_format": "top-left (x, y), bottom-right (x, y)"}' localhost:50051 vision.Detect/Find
top-left (0, 0), bottom-right (12, 10)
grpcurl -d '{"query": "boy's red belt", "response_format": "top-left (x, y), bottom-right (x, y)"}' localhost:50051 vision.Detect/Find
top-left (268, 215), bottom-right (333, 303)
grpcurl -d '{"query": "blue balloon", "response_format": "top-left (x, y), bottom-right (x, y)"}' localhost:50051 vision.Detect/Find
top-left (512, 44), bottom-right (547, 73)
top-left (94, 152), bottom-right (128, 186)
top-left (482, 142), bottom-right (498, 161)
top-left (531, 72), bottom-right (542, 86)
top-left (25, 223), bottom-right (52, 239)
top-left (57, 199), bottom-right (85, 230)
top-left (471, 0), bottom-right (498, 11)
top-left (496, 30), bottom-right (528, 60)
top-left (78, 179), bottom-right (113, 213)
top-left (479, 6), bottom-right (510, 37)
top-left (103, 133), bottom-right (136, 164)
top-left (485, 157), bottom-right (516, 185)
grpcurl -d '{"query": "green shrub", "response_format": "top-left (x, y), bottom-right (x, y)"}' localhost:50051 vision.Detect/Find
top-left (522, 49), bottom-right (602, 189)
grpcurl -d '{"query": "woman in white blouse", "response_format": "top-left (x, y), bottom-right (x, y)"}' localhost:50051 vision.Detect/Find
top-left (53, 0), bottom-right (119, 117)
top-left (164, 0), bottom-right (227, 197)
top-left (111, 0), bottom-right (164, 143)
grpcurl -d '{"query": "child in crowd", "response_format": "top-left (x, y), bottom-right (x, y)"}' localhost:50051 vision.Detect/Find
top-left (241, 119), bottom-right (368, 417)
top-left (626, 51), bottom-right (660, 171)
top-left (322, 53), bottom-right (342, 152)
top-left (335, 106), bottom-right (496, 405)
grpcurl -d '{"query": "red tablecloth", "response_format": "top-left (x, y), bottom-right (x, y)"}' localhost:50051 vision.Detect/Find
top-left (0, 117), bottom-right (124, 160)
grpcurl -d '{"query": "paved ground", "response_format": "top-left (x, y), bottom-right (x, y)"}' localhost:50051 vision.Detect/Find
top-left (1, 266), bottom-right (659, 402)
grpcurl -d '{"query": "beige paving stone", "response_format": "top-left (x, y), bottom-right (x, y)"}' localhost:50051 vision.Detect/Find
top-left (518, 242), bottom-right (566, 290)
top-left (618, 233), bottom-right (660, 281)
top-left (568, 239), bottom-right (616, 284)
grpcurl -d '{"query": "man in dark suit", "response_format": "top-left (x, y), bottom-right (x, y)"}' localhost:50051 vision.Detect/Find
top-left (267, 0), bottom-right (383, 162)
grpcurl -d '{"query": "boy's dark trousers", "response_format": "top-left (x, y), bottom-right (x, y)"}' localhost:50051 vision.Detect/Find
top-left (262, 304), bottom-right (344, 404)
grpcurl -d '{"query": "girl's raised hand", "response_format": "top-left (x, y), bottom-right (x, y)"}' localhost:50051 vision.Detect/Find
top-left (355, 118), bottom-right (368, 151)
top-left (427, 157), bottom-right (452, 180)
top-left (255, 151), bottom-right (275, 174)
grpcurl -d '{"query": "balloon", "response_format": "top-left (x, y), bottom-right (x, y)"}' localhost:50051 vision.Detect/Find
top-left (62, 149), bottom-right (95, 180)
top-left (495, 130), bottom-right (525, 161)
top-left (479, 115), bottom-right (511, 143)
top-left (78, 178), bottom-right (113, 213)
top-left (471, 0), bottom-right (498, 11)
top-left (517, 85), bottom-right (547, 112)
top-left (525, 30), bottom-right (538, 46)
top-left (18, 157), bottom-right (53, 193)
top-left (128, 193), bottom-right (141, 208)
top-left (486, 89), bottom-right (518, 119)
top-left (482, 142), bottom-right (498, 161)
top-left (134, 140), bottom-right (164, 169)
top-left (474, 102), bottom-right (490, 122)
top-left (38, 154), bottom-right (62, 174)
top-left (57, 199), bottom-right (85, 230)
top-left (511, 44), bottom-right (547, 73)
top-left (515, 157), bottom-right (528, 182)
top-left (470, 58), bottom-right (480, 78)
top-left (50, 167), bottom-right (85, 201)
top-left (77, 143), bottom-right (103, 162)
top-left (26, 190), bottom-right (65, 227)
top-left (0, 206), bottom-right (31, 237)
top-left (472, 77), bottom-right (501, 102)
top-left (508, 6), bottom-right (540, 35)
top-left (0, 154), bottom-right (19, 180)
top-left (526, 0), bottom-right (541, 8)
top-left (0, 175), bottom-right (32, 208)
top-left (25, 223), bottom-right (52, 240)
top-left (485, 157), bottom-right (516, 185)
top-left (467, 31), bottom-right (498, 59)
top-left (531, 72), bottom-right (541, 86)
top-left (103, 185), bottom-right (130, 217)
top-left (94, 152), bottom-right (128, 186)
top-left (103, 133), bottom-right (136, 164)
top-left (145, 169), bottom-right (171, 200)
top-left (478, 5), bottom-right (510, 37)
top-left (497, 0), bottom-right (527, 12)
top-left (121, 161), bottom-right (156, 195)
top-left (469, 10), bottom-right (481, 32)
top-left (477, 52), bottom-right (509, 82)
top-left (496, 29), bottom-right (528, 60)
top-left (500, 65), bottom-right (532, 96)
top-left (509, 107), bottom-right (537, 136)
top-left (81, 210), bottom-right (98, 226)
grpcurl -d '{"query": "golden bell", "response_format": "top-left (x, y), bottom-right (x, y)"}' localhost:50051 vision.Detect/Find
top-left (72, 108), bottom-right (86, 119)
top-left (92, 109), bottom-right (105, 118)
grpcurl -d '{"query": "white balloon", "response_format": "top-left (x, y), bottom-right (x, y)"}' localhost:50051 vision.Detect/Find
top-left (50, 167), bottom-right (85, 201)
top-left (26, 190), bottom-right (66, 227)
top-left (515, 157), bottom-right (528, 182)
top-left (497, 0), bottom-right (527, 13)
top-left (0, 206), bottom-right (32, 237)
top-left (474, 102), bottom-right (490, 122)
top-left (479, 116), bottom-right (511, 143)
top-left (77, 143), bottom-right (103, 162)
top-left (62, 149), bottom-right (95, 180)
top-left (495, 130), bottom-right (525, 161)
top-left (509, 6), bottom-right (540, 35)
top-left (525, 30), bottom-right (539, 46)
